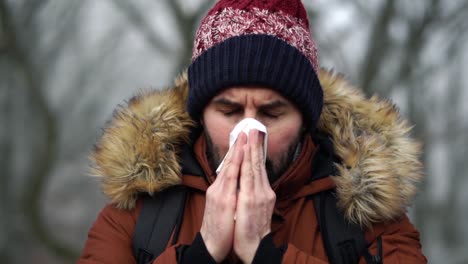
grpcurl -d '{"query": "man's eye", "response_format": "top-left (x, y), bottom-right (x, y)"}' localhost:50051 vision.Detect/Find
top-left (221, 109), bottom-right (240, 116)
top-left (262, 111), bottom-right (281, 118)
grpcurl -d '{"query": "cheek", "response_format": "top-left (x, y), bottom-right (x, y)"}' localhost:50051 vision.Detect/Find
top-left (202, 113), bottom-right (232, 156)
top-left (265, 117), bottom-right (303, 159)
top-left (266, 129), bottom-right (299, 159)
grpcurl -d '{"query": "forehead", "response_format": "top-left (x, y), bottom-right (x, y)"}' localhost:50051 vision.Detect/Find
top-left (212, 86), bottom-right (288, 103)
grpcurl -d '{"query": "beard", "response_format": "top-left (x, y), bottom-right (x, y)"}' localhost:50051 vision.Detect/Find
top-left (205, 132), bottom-right (302, 184)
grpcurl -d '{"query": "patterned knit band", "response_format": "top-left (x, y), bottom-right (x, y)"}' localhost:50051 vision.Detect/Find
top-left (187, 0), bottom-right (323, 130)
top-left (192, 7), bottom-right (318, 71)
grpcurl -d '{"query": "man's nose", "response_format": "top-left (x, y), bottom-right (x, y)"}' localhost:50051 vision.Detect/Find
top-left (243, 109), bottom-right (257, 119)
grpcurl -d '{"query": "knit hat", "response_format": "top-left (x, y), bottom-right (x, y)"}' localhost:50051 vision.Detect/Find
top-left (187, 0), bottom-right (323, 130)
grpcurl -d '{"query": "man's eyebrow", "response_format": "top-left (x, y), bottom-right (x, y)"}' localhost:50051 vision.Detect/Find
top-left (211, 98), bottom-right (288, 109)
top-left (211, 98), bottom-right (242, 107)
top-left (259, 100), bottom-right (288, 110)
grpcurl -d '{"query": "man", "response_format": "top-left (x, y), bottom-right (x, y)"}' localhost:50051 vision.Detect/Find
top-left (79, 0), bottom-right (427, 263)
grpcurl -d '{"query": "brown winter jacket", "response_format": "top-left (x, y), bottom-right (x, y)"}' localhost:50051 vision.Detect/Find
top-left (78, 69), bottom-right (427, 263)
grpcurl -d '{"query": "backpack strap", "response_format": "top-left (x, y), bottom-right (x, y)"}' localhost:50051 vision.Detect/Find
top-left (314, 190), bottom-right (371, 264)
top-left (132, 186), bottom-right (187, 264)
top-left (132, 145), bottom-right (205, 263)
top-left (311, 133), bottom-right (382, 264)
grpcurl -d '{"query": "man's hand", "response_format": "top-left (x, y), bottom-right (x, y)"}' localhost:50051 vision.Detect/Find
top-left (200, 133), bottom-right (247, 262)
top-left (234, 129), bottom-right (276, 264)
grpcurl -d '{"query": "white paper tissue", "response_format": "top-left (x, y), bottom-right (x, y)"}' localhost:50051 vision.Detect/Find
top-left (216, 118), bottom-right (268, 174)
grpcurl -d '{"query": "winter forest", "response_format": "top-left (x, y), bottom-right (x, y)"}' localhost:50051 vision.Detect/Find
top-left (1, 0), bottom-right (468, 263)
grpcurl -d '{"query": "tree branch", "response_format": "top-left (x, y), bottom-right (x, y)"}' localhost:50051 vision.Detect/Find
top-left (20, 0), bottom-right (48, 27)
top-left (349, 0), bottom-right (373, 20)
top-left (112, 0), bottom-right (174, 55)
top-left (167, 0), bottom-right (193, 72)
top-left (358, 0), bottom-right (396, 95)
top-left (63, 25), bottom-right (125, 117)
top-left (440, 57), bottom-right (465, 247)
top-left (41, 1), bottom-right (83, 69)
top-left (395, 0), bottom-right (441, 90)
top-left (437, 0), bottom-right (468, 29)
top-left (0, 3), bottom-right (14, 261)
top-left (167, 0), bottom-right (215, 74)
top-left (0, 64), bottom-right (13, 264)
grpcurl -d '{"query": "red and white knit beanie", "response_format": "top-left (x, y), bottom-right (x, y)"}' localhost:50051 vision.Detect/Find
top-left (187, 0), bottom-right (323, 130)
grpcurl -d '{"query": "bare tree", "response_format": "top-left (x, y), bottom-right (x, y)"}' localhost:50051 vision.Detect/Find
top-left (0, 0), bottom-right (75, 261)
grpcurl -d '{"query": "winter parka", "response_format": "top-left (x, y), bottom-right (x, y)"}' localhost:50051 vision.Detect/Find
top-left (78, 69), bottom-right (427, 263)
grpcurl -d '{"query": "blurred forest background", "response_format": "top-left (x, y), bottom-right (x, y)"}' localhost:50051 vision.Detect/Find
top-left (1, 0), bottom-right (468, 263)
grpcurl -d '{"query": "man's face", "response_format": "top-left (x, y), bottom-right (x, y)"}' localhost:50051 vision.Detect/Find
top-left (202, 86), bottom-right (304, 183)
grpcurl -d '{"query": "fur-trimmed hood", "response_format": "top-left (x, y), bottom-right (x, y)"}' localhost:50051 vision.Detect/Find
top-left (90, 69), bottom-right (423, 227)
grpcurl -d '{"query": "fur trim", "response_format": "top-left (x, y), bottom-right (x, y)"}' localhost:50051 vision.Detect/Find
top-left (90, 69), bottom-right (423, 227)
top-left (317, 69), bottom-right (422, 227)
top-left (90, 73), bottom-right (195, 209)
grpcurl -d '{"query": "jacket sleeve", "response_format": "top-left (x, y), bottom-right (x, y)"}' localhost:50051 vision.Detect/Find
top-left (252, 215), bottom-right (426, 264)
top-left (77, 202), bottom-right (179, 264)
top-left (360, 214), bottom-right (427, 263)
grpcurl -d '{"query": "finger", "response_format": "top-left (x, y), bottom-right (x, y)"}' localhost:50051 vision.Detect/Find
top-left (220, 132), bottom-right (247, 195)
top-left (249, 129), bottom-right (268, 190)
top-left (239, 133), bottom-right (254, 192)
top-left (257, 132), bottom-right (271, 188)
top-left (214, 131), bottom-right (245, 185)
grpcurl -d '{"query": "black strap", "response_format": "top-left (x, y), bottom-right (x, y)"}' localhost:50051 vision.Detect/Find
top-left (311, 133), bottom-right (382, 263)
top-left (132, 186), bottom-right (187, 264)
top-left (364, 236), bottom-right (383, 264)
top-left (313, 191), bottom-right (382, 264)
